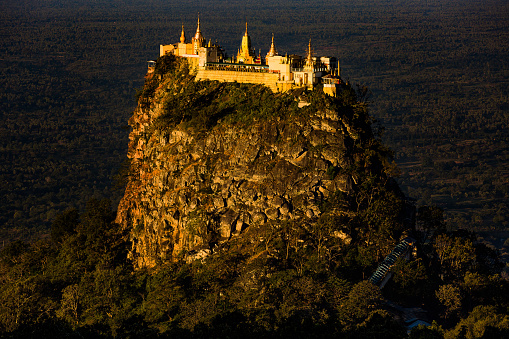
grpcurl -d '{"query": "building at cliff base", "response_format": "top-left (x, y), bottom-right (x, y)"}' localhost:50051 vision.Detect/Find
top-left (158, 19), bottom-right (343, 96)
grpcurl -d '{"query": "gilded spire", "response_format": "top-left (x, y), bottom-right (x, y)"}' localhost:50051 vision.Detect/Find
top-left (194, 15), bottom-right (203, 39)
top-left (239, 22), bottom-right (254, 62)
top-left (180, 23), bottom-right (186, 44)
top-left (305, 39), bottom-right (314, 70)
top-left (192, 14), bottom-right (205, 54)
top-left (267, 33), bottom-right (277, 57)
top-left (307, 39), bottom-right (313, 62)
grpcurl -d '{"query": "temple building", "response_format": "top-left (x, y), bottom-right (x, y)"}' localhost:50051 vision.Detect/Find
top-left (236, 23), bottom-right (257, 64)
top-left (158, 18), bottom-right (342, 95)
top-left (159, 17), bottom-right (225, 69)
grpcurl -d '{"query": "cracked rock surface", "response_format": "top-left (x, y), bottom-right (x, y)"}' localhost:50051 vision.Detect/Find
top-left (116, 61), bottom-right (368, 269)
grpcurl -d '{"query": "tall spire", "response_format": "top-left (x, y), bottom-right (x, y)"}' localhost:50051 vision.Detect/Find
top-left (267, 33), bottom-right (277, 57)
top-left (307, 39), bottom-right (313, 62)
top-left (180, 23), bottom-right (186, 44)
top-left (305, 39), bottom-right (314, 70)
top-left (192, 14), bottom-right (205, 54)
top-left (194, 14), bottom-right (203, 38)
top-left (238, 22), bottom-right (254, 62)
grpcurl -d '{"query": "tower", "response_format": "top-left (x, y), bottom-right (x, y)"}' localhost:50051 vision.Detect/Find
top-left (237, 23), bottom-right (255, 63)
top-left (266, 33), bottom-right (277, 58)
top-left (192, 16), bottom-right (206, 54)
top-left (304, 39), bottom-right (314, 71)
top-left (180, 24), bottom-right (186, 44)
top-left (241, 23), bottom-right (252, 55)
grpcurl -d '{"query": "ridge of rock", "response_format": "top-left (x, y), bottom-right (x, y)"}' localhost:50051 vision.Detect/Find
top-left (116, 55), bottom-right (392, 269)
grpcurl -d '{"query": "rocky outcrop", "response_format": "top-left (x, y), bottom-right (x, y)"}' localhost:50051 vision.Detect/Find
top-left (116, 56), bottom-right (373, 269)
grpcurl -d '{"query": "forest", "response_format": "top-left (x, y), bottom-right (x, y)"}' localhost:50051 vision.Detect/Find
top-left (1, 198), bottom-right (508, 338)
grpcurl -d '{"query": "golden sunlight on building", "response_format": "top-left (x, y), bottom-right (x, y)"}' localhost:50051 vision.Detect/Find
top-left (158, 18), bottom-right (343, 95)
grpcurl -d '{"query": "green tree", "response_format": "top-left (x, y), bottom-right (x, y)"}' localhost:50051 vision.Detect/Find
top-left (436, 284), bottom-right (462, 319)
top-left (0, 240), bottom-right (57, 333)
top-left (409, 321), bottom-right (445, 339)
top-left (445, 305), bottom-right (509, 339)
top-left (57, 283), bottom-right (80, 328)
top-left (340, 281), bottom-right (384, 324)
top-left (349, 310), bottom-right (406, 339)
top-left (386, 257), bottom-right (430, 305)
top-left (434, 234), bottom-right (476, 281)
top-left (50, 208), bottom-right (79, 246)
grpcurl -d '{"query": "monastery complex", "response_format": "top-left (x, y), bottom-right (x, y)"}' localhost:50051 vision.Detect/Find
top-left (157, 19), bottom-right (343, 96)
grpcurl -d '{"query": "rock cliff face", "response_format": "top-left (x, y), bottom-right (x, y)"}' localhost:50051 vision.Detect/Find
top-left (116, 56), bottom-right (384, 269)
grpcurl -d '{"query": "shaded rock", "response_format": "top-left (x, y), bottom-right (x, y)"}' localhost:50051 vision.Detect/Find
top-left (115, 61), bottom-right (373, 269)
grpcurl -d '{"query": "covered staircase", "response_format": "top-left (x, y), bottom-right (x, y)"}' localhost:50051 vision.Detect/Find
top-left (369, 237), bottom-right (415, 288)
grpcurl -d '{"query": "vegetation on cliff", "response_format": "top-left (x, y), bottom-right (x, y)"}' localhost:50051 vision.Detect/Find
top-left (1, 54), bottom-right (508, 338)
top-left (117, 54), bottom-right (403, 269)
top-left (137, 54), bottom-right (301, 129)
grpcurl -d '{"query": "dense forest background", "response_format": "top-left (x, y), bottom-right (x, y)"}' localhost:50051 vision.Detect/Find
top-left (1, 0), bottom-right (508, 248)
